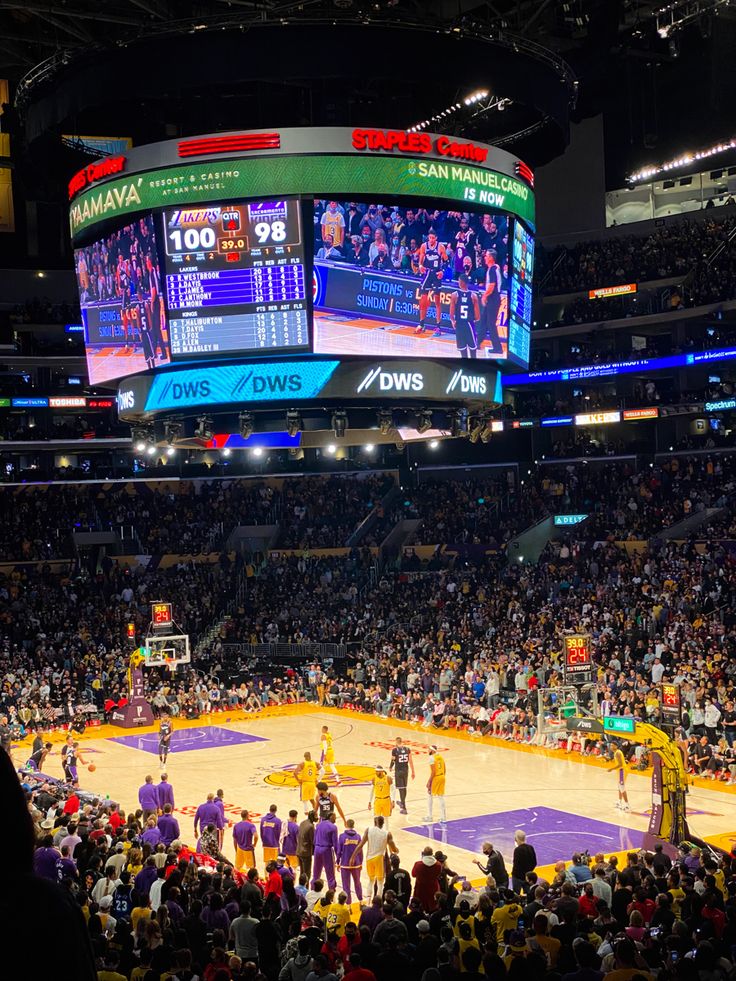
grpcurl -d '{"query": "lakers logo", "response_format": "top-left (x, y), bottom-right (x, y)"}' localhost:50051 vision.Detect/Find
top-left (265, 764), bottom-right (375, 788)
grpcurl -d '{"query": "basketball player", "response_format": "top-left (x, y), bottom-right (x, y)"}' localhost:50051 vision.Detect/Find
top-left (359, 815), bottom-right (398, 900)
top-left (415, 231), bottom-right (448, 335)
top-left (319, 725), bottom-right (340, 784)
top-left (423, 745), bottom-right (447, 824)
top-left (61, 738), bottom-right (87, 787)
top-left (26, 740), bottom-right (52, 772)
top-left (233, 809), bottom-right (258, 872)
top-left (279, 809), bottom-right (300, 870)
top-left (158, 714), bottom-right (173, 768)
top-left (450, 275), bottom-right (481, 359)
top-left (337, 818), bottom-right (364, 904)
top-left (118, 257), bottom-right (135, 351)
top-left (389, 736), bottom-right (415, 815)
top-left (260, 804), bottom-right (283, 865)
top-left (316, 781), bottom-right (346, 824)
top-left (610, 742), bottom-right (630, 811)
top-left (295, 751), bottom-right (319, 814)
top-left (145, 253), bottom-right (166, 362)
top-left (368, 764), bottom-right (394, 828)
top-left (478, 250), bottom-right (503, 354)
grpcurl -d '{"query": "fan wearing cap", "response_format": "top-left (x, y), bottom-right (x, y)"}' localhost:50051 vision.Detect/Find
top-left (368, 765), bottom-right (393, 829)
top-left (423, 746), bottom-right (447, 824)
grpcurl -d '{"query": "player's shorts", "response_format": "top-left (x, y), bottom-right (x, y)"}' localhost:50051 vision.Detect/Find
top-left (235, 848), bottom-right (255, 871)
top-left (283, 853), bottom-right (299, 869)
top-left (263, 846), bottom-right (278, 864)
top-left (431, 778), bottom-right (446, 797)
top-left (394, 767), bottom-right (408, 788)
top-left (618, 769), bottom-right (625, 786)
top-left (366, 855), bottom-right (384, 880)
top-left (324, 751), bottom-right (335, 764)
top-left (455, 320), bottom-right (478, 350)
top-left (301, 782), bottom-right (317, 802)
top-left (159, 741), bottom-right (169, 754)
top-left (64, 765), bottom-right (78, 783)
top-left (420, 273), bottom-right (441, 294)
top-left (374, 797), bottom-right (392, 818)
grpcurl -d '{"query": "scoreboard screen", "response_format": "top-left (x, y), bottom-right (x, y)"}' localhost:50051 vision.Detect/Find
top-left (151, 602), bottom-right (173, 629)
top-left (162, 199), bottom-right (309, 358)
top-left (507, 220), bottom-right (534, 367)
top-left (660, 683), bottom-right (682, 723)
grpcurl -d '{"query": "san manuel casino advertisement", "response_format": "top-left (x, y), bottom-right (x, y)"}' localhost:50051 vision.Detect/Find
top-left (68, 127), bottom-right (535, 389)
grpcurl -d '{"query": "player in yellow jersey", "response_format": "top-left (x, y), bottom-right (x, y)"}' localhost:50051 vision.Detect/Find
top-left (319, 725), bottom-right (340, 785)
top-left (368, 765), bottom-right (394, 828)
top-left (609, 742), bottom-right (630, 812)
top-left (295, 751), bottom-right (319, 814)
top-left (424, 745), bottom-right (447, 824)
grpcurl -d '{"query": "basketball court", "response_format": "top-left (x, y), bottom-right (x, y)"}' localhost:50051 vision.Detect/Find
top-left (17, 705), bottom-right (736, 883)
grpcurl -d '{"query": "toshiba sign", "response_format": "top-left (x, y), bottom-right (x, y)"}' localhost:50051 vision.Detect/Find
top-left (352, 128), bottom-right (489, 164)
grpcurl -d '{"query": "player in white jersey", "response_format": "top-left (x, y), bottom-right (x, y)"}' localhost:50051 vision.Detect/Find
top-left (359, 815), bottom-right (398, 900)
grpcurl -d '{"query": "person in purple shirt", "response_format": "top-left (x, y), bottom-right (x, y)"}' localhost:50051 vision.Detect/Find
top-left (337, 818), bottom-right (364, 903)
top-left (134, 857), bottom-right (158, 898)
top-left (233, 810), bottom-right (258, 872)
top-left (194, 793), bottom-right (224, 840)
top-left (55, 845), bottom-right (78, 884)
top-left (141, 817), bottom-right (162, 849)
top-left (157, 803), bottom-right (180, 846)
top-left (34, 837), bottom-right (60, 881)
top-left (156, 773), bottom-right (175, 811)
top-left (138, 775), bottom-right (160, 819)
top-left (260, 805), bottom-right (283, 866)
top-left (214, 788), bottom-right (226, 846)
top-left (358, 895), bottom-right (384, 933)
top-left (312, 810), bottom-right (338, 890)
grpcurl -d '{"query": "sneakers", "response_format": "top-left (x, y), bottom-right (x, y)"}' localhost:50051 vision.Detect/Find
top-left (415, 325), bottom-right (426, 334)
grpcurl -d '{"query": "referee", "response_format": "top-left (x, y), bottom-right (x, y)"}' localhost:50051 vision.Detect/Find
top-left (389, 736), bottom-right (415, 815)
top-left (479, 249), bottom-right (503, 354)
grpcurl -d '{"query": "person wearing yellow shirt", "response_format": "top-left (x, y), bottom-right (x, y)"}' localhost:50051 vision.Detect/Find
top-left (423, 746), bottom-right (447, 824)
top-left (491, 899), bottom-right (522, 953)
top-left (96, 950), bottom-right (127, 981)
top-left (324, 891), bottom-right (352, 938)
top-left (368, 765), bottom-right (393, 828)
top-left (295, 751), bottom-right (318, 815)
top-left (609, 744), bottom-right (630, 812)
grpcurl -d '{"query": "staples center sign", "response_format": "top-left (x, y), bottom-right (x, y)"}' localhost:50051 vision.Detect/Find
top-left (352, 128), bottom-right (489, 164)
top-left (68, 155), bottom-right (127, 200)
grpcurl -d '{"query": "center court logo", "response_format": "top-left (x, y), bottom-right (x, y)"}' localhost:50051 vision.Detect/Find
top-left (265, 764), bottom-right (375, 788)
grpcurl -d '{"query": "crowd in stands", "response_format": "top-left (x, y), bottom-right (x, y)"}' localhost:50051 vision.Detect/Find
top-left (276, 475), bottom-right (395, 550)
top-left (538, 215), bottom-right (736, 298)
top-left (8, 513), bottom-right (736, 979)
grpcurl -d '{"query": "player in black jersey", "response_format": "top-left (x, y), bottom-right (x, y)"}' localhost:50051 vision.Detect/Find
top-left (415, 231), bottom-right (449, 335)
top-left (450, 275), bottom-right (482, 359)
top-left (159, 715), bottom-right (173, 767)
top-left (315, 781), bottom-right (346, 823)
top-left (389, 736), bottom-right (415, 814)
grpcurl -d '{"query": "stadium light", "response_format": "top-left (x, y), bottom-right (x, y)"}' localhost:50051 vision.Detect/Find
top-left (377, 409), bottom-right (393, 435)
top-left (194, 415), bottom-right (213, 441)
top-left (222, 448), bottom-right (231, 457)
top-left (429, 439), bottom-right (439, 449)
top-left (251, 447), bottom-right (263, 458)
top-left (327, 444), bottom-right (337, 455)
top-left (132, 425), bottom-right (154, 454)
top-left (364, 444), bottom-right (375, 453)
top-left (286, 409), bottom-right (302, 437)
top-left (239, 411), bottom-right (255, 439)
top-left (331, 410), bottom-right (348, 438)
top-left (164, 418), bottom-right (182, 445)
top-left (468, 417), bottom-right (484, 443)
top-left (416, 408), bottom-right (433, 434)
top-left (628, 134), bottom-right (736, 183)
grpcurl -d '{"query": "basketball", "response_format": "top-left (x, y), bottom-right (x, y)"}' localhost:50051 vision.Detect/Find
top-left (88, 763), bottom-right (96, 772)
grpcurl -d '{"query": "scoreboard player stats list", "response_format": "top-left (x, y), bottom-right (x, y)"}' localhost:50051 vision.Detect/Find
top-left (166, 263), bottom-right (308, 355)
top-left (162, 199), bottom-right (309, 357)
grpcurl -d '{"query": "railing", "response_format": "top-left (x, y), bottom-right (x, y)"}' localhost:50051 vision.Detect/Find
top-left (221, 642), bottom-right (356, 661)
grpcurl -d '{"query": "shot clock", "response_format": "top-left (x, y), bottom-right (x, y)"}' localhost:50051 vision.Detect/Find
top-left (660, 683), bottom-right (682, 724)
top-left (563, 634), bottom-right (594, 684)
top-left (162, 198), bottom-right (308, 358)
top-left (151, 602), bottom-right (173, 631)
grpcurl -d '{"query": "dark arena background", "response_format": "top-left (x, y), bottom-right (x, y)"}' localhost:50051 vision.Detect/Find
top-left (2, 3), bottom-right (736, 980)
